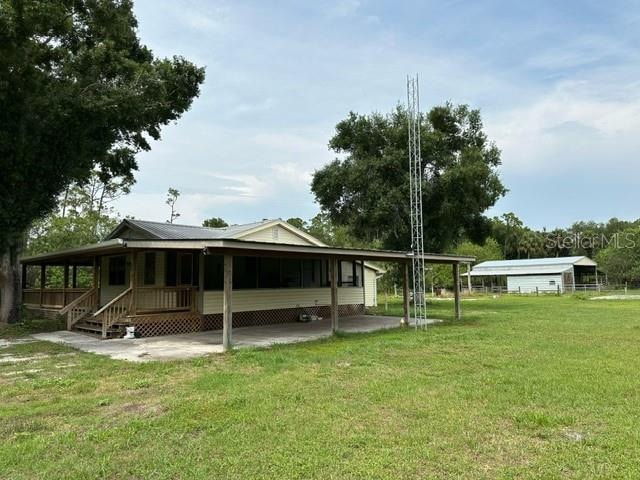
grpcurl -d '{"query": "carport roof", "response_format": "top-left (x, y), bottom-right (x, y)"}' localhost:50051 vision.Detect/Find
top-left (470, 256), bottom-right (596, 277)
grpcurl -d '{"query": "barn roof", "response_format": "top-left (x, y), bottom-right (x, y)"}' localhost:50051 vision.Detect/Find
top-left (470, 256), bottom-right (597, 277)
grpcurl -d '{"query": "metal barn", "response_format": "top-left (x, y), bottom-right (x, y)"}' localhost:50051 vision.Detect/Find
top-left (469, 256), bottom-right (599, 293)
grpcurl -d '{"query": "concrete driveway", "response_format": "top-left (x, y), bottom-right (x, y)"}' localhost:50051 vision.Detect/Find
top-left (32, 315), bottom-right (432, 362)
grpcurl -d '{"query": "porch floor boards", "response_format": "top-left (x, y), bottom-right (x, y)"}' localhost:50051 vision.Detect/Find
top-left (32, 315), bottom-right (439, 362)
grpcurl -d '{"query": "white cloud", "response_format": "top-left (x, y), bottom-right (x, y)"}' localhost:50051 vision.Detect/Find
top-left (486, 80), bottom-right (640, 174)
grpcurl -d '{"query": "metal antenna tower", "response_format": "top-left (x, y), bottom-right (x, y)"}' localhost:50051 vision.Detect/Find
top-left (407, 75), bottom-right (427, 329)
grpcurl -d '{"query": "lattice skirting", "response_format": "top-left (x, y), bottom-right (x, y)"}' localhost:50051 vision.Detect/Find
top-left (126, 304), bottom-right (365, 338)
top-left (127, 312), bottom-right (205, 338)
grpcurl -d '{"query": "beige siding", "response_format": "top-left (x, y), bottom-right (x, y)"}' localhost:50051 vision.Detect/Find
top-left (135, 251), bottom-right (165, 287)
top-left (203, 287), bottom-right (364, 314)
top-left (240, 225), bottom-right (315, 246)
top-left (100, 255), bottom-right (129, 305)
top-left (100, 252), bottom-right (166, 306)
top-left (364, 266), bottom-right (377, 307)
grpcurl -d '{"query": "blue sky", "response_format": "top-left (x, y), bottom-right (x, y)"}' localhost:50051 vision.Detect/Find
top-left (115, 0), bottom-right (640, 231)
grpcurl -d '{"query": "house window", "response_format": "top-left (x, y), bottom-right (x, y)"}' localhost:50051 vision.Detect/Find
top-left (143, 252), bottom-right (156, 285)
top-left (549, 280), bottom-right (556, 286)
top-left (108, 256), bottom-right (126, 286)
top-left (340, 260), bottom-right (359, 287)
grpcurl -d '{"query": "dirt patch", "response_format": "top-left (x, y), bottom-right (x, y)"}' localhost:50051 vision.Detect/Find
top-left (0, 352), bottom-right (76, 364)
top-left (590, 295), bottom-right (640, 300)
top-left (0, 338), bottom-right (36, 349)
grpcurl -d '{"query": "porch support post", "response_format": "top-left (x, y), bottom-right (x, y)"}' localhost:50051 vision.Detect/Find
top-left (330, 257), bottom-right (338, 333)
top-left (361, 259), bottom-right (366, 312)
top-left (63, 262), bottom-right (69, 306)
top-left (39, 264), bottom-right (45, 306)
top-left (223, 254), bottom-right (233, 352)
top-left (198, 253), bottom-right (205, 313)
top-left (453, 263), bottom-right (461, 320)
top-left (402, 261), bottom-right (410, 327)
top-left (71, 265), bottom-right (77, 289)
top-left (129, 251), bottom-right (138, 315)
top-left (467, 262), bottom-right (472, 295)
top-left (21, 264), bottom-right (27, 290)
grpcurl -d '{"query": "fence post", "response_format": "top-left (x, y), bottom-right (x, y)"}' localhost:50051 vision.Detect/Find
top-left (518, 286), bottom-right (521, 295)
top-left (536, 286), bottom-right (539, 296)
top-left (625, 282), bottom-right (628, 295)
top-left (557, 285), bottom-right (561, 296)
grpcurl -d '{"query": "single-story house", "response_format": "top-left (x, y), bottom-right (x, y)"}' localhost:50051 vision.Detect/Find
top-left (20, 218), bottom-right (473, 350)
top-left (469, 256), bottom-right (599, 293)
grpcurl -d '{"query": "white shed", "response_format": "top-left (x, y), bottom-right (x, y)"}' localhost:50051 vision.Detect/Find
top-left (469, 256), bottom-right (599, 293)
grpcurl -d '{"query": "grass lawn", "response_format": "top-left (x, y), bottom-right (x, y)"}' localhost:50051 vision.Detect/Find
top-left (2, 295), bottom-right (640, 479)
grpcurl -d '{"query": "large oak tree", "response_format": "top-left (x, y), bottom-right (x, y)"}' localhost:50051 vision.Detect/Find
top-left (0, 0), bottom-right (205, 322)
top-left (311, 104), bottom-right (506, 253)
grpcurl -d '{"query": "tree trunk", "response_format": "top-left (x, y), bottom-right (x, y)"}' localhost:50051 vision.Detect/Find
top-left (0, 241), bottom-right (22, 324)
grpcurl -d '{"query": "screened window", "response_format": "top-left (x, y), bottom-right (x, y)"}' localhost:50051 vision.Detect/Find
top-left (143, 252), bottom-right (156, 285)
top-left (340, 260), bottom-right (357, 286)
top-left (280, 259), bottom-right (302, 288)
top-left (178, 253), bottom-right (193, 286)
top-left (258, 257), bottom-right (280, 288)
top-left (233, 256), bottom-right (257, 289)
top-left (204, 255), bottom-right (223, 290)
top-left (108, 256), bottom-right (126, 286)
top-left (302, 259), bottom-right (323, 288)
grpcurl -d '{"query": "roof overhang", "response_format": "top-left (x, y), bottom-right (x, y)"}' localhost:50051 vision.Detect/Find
top-left (20, 239), bottom-right (127, 265)
top-left (21, 238), bottom-right (474, 265)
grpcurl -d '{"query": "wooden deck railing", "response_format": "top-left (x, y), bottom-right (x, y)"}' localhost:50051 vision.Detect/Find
top-left (94, 288), bottom-right (132, 338)
top-left (61, 288), bottom-right (98, 330)
top-left (23, 288), bottom-right (90, 308)
top-left (136, 286), bottom-right (195, 313)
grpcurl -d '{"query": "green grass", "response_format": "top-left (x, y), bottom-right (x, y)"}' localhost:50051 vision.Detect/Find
top-left (2, 296), bottom-right (640, 479)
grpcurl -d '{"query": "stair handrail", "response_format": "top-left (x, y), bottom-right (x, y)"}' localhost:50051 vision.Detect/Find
top-left (95, 287), bottom-right (132, 338)
top-left (63, 288), bottom-right (98, 330)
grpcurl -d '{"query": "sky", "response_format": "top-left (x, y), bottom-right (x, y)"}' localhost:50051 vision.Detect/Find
top-left (114, 0), bottom-right (640, 231)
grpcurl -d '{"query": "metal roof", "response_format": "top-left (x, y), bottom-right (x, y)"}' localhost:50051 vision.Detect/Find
top-left (106, 218), bottom-right (277, 241)
top-left (471, 256), bottom-right (597, 277)
top-left (22, 218), bottom-right (475, 266)
top-left (20, 238), bottom-right (475, 265)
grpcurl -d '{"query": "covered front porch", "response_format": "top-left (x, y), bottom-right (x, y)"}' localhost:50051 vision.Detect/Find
top-left (21, 238), bottom-right (473, 349)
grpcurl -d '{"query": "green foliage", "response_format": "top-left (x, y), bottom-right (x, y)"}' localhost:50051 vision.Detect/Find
top-left (285, 217), bottom-right (307, 231)
top-left (0, 0), bottom-right (205, 252)
top-left (305, 213), bottom-right (378, 248)
top-left (595, 226), bottom-right (640, 284)
top-left (26, 170), bottom-right (126, 255)
top-left (202, 217), bottom-right (228, 228)
top-left (311, 104), bottom-right (506, 252)
top-left (454, 238), bottom-right (503, 263)
top-left (166, 188), bottom-right (181, 224)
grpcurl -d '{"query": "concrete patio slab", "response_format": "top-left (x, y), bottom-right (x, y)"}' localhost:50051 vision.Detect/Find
top-left (32, 315), bottom-right (438, 362)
